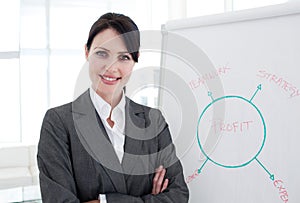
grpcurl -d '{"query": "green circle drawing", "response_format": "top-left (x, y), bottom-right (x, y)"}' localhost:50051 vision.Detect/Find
top-left (197, 95), bottom-right (266, 168)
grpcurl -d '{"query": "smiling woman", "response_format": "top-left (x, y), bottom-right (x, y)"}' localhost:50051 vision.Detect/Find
top-left (86, 28), bottom-right (136, 107)
top-left (37, 12), bottom-right (189, 203)
top-left (85, 13), bottom-right (140, 108)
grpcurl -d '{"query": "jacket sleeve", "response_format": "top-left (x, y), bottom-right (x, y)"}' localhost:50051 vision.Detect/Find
top-left (106, 110), bottom-right (189, 203)
top-left (106, 161), bottom-right (189, 203)
top-left (37, 108), bottom-right (81, 203)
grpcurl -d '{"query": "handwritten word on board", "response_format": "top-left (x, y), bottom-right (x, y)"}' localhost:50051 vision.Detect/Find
top-left (256, 69), bottom-right (300, 98)
top-left (211, 119), bottom-right (254, 134)
top-left (273, 179), bottom-right (289, 203)
top-left (189, 65), bottom-right (231, 90)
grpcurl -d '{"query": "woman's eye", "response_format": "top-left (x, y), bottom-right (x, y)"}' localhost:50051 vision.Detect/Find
top-left (120, 55), bottom-right (131, 61)
top-left (95, 51), bottom-right (108, 57)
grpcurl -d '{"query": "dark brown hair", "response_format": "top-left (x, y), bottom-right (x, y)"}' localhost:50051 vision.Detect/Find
top-left (86, 13), bottom-right (140, 62)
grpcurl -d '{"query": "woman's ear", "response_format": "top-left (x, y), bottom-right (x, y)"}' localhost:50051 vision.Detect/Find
top-left (84, 44), bottom-right (89, 60)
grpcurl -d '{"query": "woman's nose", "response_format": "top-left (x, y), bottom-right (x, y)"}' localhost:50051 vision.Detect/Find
top-left (105, 58), bottom-right (119, 72)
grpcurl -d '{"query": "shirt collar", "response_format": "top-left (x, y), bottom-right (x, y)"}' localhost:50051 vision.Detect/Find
top-left (89, 87), bottom-right (126, 131)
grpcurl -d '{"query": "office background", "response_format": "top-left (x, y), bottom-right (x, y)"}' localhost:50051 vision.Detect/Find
top-left (0, 0), bottom-right (295, 202)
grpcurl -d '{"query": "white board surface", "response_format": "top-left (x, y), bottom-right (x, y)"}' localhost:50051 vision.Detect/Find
top-left (160, 2), bottom-right (300, 203)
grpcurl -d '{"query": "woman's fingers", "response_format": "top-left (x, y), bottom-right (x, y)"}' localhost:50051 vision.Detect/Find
top-left (152, 165), bottom-right (162, 194)
top-left (152, 165), bottom-right (169, 195)
top-left (161, 178), bottom-right (169, 193)
top-left (155, 167), bottom-right (166, 194)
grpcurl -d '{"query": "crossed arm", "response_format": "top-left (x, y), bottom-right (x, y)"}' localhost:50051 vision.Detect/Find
top-left (38, 108), bottom-right (189, 203)
top-left (85, 166), bottom-right (169, 203)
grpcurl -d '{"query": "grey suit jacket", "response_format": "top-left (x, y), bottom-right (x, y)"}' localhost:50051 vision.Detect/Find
top-left (37, 89), bottom-right (189, 202)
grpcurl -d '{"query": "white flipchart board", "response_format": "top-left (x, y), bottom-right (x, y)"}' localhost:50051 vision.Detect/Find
top-left (159, 2), bottom-right (300, 203)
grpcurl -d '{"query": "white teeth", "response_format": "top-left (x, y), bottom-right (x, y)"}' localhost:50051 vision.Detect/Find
top-left (102, 76), bottom-right (118, 81)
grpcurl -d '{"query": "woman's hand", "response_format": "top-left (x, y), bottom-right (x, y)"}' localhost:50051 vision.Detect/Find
top-left (152, 165), bottom-right (169, 195)
top-left (84, 166), bottom-right (169, 201)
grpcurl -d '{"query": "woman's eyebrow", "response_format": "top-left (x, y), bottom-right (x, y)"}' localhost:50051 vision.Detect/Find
top-left (94, 46), bottom-right (110, 52)
top-left (93, 46), bottom-right (129, 54)
top-left (118, 51), bottom-right (130, 54)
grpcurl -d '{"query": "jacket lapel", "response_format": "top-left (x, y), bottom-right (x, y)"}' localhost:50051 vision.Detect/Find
top-left (122, 98), bottom-right (158, 176)
top-left (72, 90), bottom-right (127, 194)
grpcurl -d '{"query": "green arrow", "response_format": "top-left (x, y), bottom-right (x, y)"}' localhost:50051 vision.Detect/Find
top-left (255, 158), bottom-right (274, 181)
top-left (208, 91), bottom-right (214, 101)
top-left (198, 158), bottom-right (209, 174)
top-left (250, 84), bottom-right (262, 102)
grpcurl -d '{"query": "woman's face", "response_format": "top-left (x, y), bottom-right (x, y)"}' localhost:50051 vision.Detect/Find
top-left (86, 28), bottom-right (135, 102)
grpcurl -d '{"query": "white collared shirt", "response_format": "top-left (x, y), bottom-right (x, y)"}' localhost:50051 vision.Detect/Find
top-left (90, 88), bottom-right (126, 203)
top-left (89, 87), bottom-right (126, 163)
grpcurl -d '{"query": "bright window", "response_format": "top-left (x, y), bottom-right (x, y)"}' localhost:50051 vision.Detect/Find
top-left (0, 0), bottom-right (20, 51)
top-left (187, 0), bottom-right (225, 17)
top-left (0, 59), bottom-right (21, 143)
top-left (233, 0), bottom-right (288, 11)
top-left (0, 0), bottom-right (291, 145)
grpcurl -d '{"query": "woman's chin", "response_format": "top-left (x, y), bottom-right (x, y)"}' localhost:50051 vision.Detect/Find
top-left (96, 85), bottom-right (123, 98)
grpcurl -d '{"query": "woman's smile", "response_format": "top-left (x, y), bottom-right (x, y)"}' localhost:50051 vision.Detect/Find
top-left (99, 74), bottom-right (122, 85)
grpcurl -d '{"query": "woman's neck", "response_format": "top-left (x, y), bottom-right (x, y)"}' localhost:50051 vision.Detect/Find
top-left (95, 89), bottom-right (122, 110)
